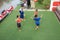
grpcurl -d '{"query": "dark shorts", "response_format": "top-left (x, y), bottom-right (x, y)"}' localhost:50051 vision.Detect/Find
top-left (20, 15), bottom-right (24, 19)
top-left (36, 24), bottom-right (40, 26)
top-left (17, 23), bottom-right (21, 28)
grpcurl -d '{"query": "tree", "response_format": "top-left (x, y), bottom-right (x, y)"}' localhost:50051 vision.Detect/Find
top-left (38, 0), bottom-right (44, 4)
top-left (42, 0), bottom-right (50, 9)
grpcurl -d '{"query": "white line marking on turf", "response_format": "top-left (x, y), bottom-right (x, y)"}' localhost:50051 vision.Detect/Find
top-left (24, 9), bottom-right (50, 11)
top-left (54, 12), bottom-right (60, 24)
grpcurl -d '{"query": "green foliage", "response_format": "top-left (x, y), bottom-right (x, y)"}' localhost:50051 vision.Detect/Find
top-left (42, 0), bottom-right (50, 6)
top-left (36, 0), bottom-right (50, 9)
top-left (38, 0), bottom-right (44, 4)
top-left (38, 0), bottom-right (50, 6)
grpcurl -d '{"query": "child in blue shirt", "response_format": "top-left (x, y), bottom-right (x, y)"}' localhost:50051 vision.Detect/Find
top-left (19, 7), bottom-right (24, 20)
top-left (34, 15), bottom-right (41, 30)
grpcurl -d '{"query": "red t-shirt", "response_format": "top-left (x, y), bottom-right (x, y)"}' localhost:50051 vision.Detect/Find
top-left (16, 18), bottom-right (22, 23)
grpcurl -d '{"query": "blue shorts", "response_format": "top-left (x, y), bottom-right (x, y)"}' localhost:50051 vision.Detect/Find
top-left (20, 15), bottom-right (24, 19)
top-left (36, 24), bottom-right (40, 26)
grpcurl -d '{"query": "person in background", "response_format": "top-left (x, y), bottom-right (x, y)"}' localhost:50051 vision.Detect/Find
top-left (27, 0), bottom-right (31, 8)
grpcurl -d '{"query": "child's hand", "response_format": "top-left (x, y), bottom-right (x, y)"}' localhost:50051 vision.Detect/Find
top-left (21, 19), bottom-right (23, 21)
top-left (40, 14), bottom-right (43, 18)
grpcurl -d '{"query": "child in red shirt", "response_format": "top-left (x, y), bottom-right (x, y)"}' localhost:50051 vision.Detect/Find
top-left (16, 15), bottom-right (22, 31)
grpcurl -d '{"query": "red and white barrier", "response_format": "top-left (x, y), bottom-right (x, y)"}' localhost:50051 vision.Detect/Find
top-left (50, 0), bottom-right (60, 11)
top-left (0, 6), bottom-right (14, 21)
top-left (0, 14), bottom-right (3, 20)
top-left (0, 10), bottom-right (7, 21)
top-left (7, 6), bottom-right (14, 13)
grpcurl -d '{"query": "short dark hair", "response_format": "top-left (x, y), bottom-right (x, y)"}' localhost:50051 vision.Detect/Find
top-left (17, 15), bottom-right (19, 18)
top-left (34, 15), bottom-right (38, 17)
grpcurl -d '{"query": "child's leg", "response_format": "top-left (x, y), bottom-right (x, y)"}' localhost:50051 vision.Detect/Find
top-left (35, 26), bottom-right (39, 30)
top-left (35, 24), bottom-right (39, 30)
top-left (22, 15), bottom-right (25, 21)
top-left (17, 23), bottom-right (21, 31)
top-left (21, 18), bottom-right (25, 21)
top-left (19, 23), bottom-right (21, 31)
top-left (18, 27), bottom-right (21, 31)
top-left (36, 26), bottom-right (39, 29)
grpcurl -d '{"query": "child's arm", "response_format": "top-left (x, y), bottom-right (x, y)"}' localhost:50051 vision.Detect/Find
top-left (15, 19), bottom-right (17, 22)
top-left (20, 18), bottom-right (23, 21)
top-left (40, 14), bottom-right (43, 22)
top-left (40, 14), bottom-right (43, 18)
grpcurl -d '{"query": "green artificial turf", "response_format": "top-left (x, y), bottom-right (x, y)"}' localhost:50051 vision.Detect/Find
top-left (0, 6), bottom-right (60, 40)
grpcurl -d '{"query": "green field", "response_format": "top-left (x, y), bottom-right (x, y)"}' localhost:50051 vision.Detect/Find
top-left (0, 6), bottom-right (60, 40)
